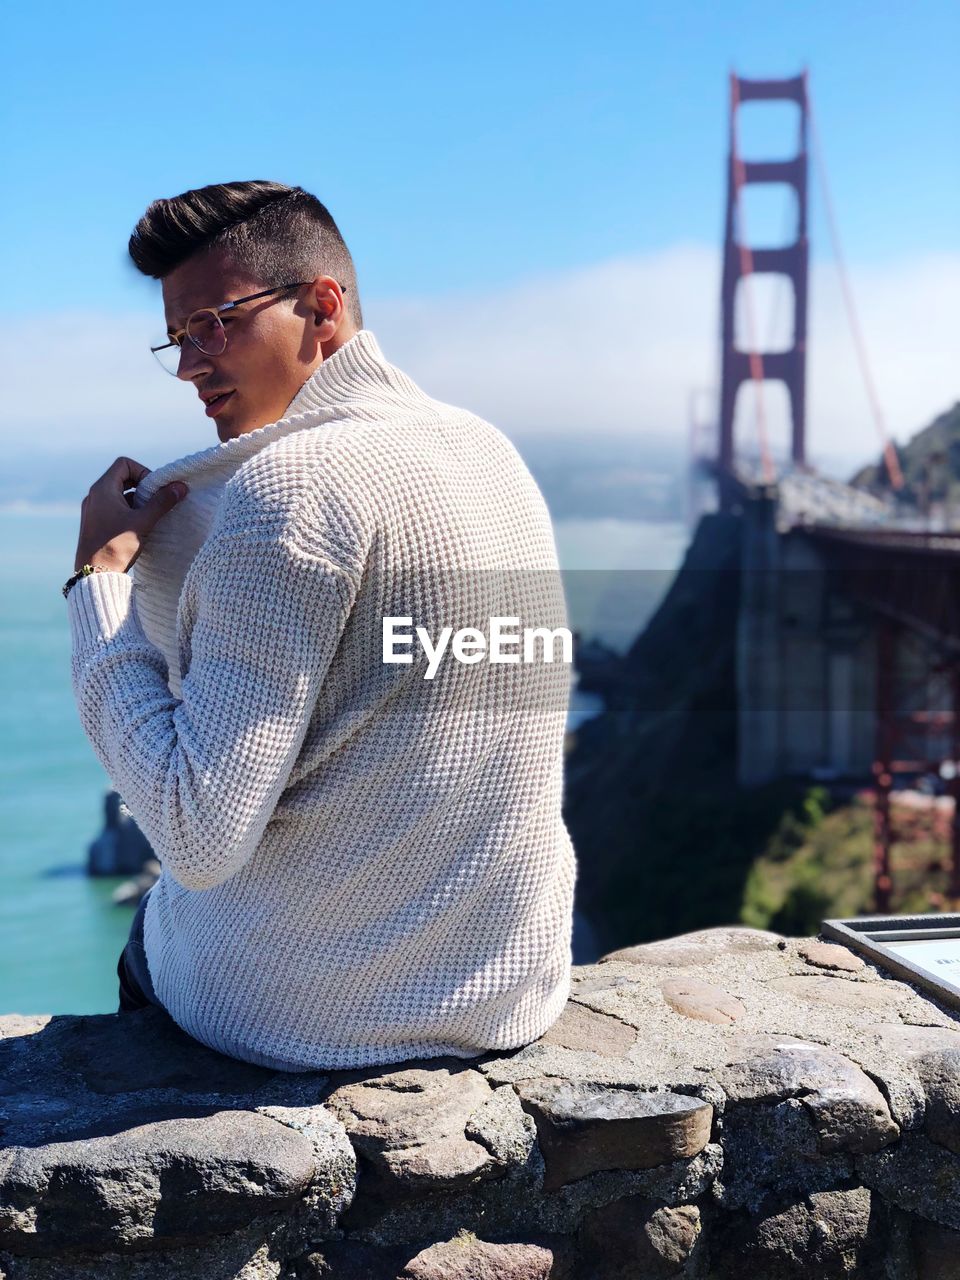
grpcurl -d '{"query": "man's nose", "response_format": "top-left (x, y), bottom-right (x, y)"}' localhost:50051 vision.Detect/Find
top-left (175, 339), bottom-right (214, 382)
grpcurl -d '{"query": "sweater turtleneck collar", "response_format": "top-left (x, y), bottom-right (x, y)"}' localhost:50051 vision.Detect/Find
top-left (282, 327), bottom-right (427, 416)
top-left (134, 329), bottom-right (425, 504)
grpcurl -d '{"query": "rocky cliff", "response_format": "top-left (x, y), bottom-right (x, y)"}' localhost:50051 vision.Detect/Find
top-left (563, 513), bottom-right (755, 954)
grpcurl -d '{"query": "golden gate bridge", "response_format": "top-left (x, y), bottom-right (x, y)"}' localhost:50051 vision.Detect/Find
top-left (690, 71), bottom-right (960, 914)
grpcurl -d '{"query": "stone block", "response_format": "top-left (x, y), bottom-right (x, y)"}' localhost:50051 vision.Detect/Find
top-left (577, 1195), bottom-right (703, 1278)
top-left (515, 1080), bottom-right (712, 1191)
top-left (710, 1186), bottom-right (887, 1279)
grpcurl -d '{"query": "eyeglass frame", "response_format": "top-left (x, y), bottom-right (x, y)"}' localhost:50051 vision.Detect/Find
top-left (150, 279), bottom-right (349, 373)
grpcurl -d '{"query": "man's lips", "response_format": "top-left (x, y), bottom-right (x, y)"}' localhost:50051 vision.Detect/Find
top-left (202, 390), bottom-right (235, 418)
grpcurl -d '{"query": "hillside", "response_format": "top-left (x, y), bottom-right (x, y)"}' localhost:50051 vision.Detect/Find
top-left (849, 401), bottom-right (960, 505)
top-left (563, 510), bottom-right (757, 953)
top-left (742, 786), bottom-right (957, 930)
top-left (563, 471), bottom-right (960, 953)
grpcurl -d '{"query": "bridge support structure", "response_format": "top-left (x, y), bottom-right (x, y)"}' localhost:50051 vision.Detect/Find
top-left (718, 72), bottom-right (810, 511)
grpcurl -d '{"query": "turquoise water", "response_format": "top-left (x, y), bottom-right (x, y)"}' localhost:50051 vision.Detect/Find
top-left (0, 513), bottom-right (138, 1016)
top-left (0, 510), bottom-right (686, 1015)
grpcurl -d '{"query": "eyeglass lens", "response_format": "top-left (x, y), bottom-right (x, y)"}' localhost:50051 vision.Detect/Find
top-left (187, 311), bottom-right (227, 355)
top-left (152, 310), bottom-right (227, 375)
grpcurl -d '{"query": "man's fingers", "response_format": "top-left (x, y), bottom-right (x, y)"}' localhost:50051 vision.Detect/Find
top-left (92, 457), bottom-right (152, 492)
top-left (136, 482), bottom-right (188, 529)
top-left (110, 456), bottom-right (151, 481)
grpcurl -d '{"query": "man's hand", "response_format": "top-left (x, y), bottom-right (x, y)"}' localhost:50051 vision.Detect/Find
top-left (74, 456), bottom-right (189, 574)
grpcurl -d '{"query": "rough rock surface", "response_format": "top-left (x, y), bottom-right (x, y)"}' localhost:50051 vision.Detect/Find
top-left (515, 1080), bottom-right (713, 1190)
top-left (1, 925), bottom-right (958, 1278)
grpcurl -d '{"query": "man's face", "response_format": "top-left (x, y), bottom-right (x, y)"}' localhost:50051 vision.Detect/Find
top-left (161, 246), bottom-right (335, 442)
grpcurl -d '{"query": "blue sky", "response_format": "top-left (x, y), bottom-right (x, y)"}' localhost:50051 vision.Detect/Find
top-left (1, 0), bottom-right (958, 473)
top-left (2, 0), bottom-right (957, 310)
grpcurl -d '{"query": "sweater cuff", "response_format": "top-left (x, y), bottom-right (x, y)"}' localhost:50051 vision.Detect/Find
top-left (67, 571), bottom-right (140, 649)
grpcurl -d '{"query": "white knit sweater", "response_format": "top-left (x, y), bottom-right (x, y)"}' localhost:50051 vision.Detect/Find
top-left (67, 329), bottom-right (577, 1072)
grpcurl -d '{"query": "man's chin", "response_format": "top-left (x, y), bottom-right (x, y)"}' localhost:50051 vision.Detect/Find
top-left (217, 418), bottom-right (285, 442)
top-left (213, 399), bottom-right (277, 442)
top-left (215, 412), bottom-right (248, 443)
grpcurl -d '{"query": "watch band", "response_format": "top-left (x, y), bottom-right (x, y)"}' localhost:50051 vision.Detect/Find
top-left (62, 563), bottom-right (114, 599)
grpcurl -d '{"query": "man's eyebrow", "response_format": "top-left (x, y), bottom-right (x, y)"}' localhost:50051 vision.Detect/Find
top-left (166, 294), bottom-right (240, 335)
top-left (164, 311), bottom-right (192, 336)
top-left (165, 309), bottom-right (206, 337)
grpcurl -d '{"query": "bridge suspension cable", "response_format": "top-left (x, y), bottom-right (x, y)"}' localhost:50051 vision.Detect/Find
top-left (807, 89), bottom-right (905, 491)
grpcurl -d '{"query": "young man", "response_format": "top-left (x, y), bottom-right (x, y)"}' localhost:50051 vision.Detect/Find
top-left (66, 180), bottom-right (577, 1072)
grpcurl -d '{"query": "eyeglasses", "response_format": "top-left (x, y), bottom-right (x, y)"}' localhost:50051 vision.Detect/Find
top-left (150, 280), bottom-right (348, 375)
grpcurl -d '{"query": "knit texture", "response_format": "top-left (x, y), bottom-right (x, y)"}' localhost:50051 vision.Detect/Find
top-left (67, 329), bottom-right (577, 1071)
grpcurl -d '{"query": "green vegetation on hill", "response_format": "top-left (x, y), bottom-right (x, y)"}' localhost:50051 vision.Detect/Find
top-left (850, 401), bottom-right (960, 506)
top-left (573, 761), bottom-right (956, 950)
top-left (743, 785), bottom-right (957, 933)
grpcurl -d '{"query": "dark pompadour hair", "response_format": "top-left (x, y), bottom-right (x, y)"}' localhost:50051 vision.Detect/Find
top-left (128, 180), bottom-right (363, 329)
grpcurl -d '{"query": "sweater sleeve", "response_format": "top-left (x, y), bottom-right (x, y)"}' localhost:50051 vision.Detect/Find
top-left (67, 522), bottom-right (359, 892)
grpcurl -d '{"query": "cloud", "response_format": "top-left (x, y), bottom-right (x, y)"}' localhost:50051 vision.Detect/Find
top-left (3, 244), bottom-right (958, 483)
top-left (4, 309), bottom-right (205, 463)
top-left (370, 245), bottom-right (960, 479)
top-left (368, 245), bottom-right (720, 442)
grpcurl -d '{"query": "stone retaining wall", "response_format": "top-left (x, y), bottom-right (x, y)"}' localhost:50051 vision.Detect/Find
top-left (2, 925), bottom-right (959, 1278)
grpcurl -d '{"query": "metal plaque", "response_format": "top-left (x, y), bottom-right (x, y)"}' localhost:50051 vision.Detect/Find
top-left (820, 913), bottom-right (960, 1015)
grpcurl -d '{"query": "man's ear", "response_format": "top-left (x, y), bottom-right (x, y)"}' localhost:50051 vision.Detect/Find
top-left (310, 278), bottom-right (339, 326)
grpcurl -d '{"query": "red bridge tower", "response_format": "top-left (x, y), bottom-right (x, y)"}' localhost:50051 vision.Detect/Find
top-left (718, 71), bottom-right (810, 510)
